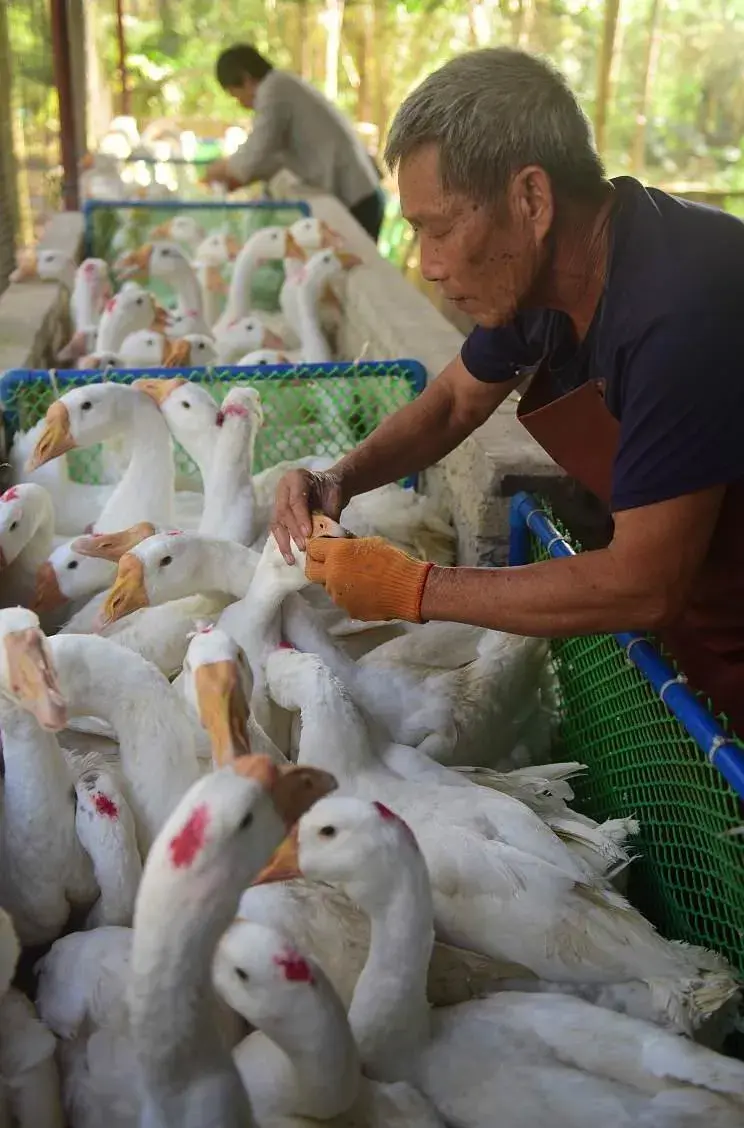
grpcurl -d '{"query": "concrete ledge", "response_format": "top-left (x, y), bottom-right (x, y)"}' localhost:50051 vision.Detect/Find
top-left (0, 212), bottom-right (84, 375)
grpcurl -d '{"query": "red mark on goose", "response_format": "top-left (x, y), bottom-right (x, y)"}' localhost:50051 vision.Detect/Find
top-left (373, 801), bottom-right (417, 844)
top-left (278, 641), bottom-right (295, 650)
top-left (1, 487), bottom-right (19, 502)
top-left (83, 261), bottom-right (97, 276)
top-left (274, 951), bottom-right (315, 984)
top-left (217, 403), bottom-right (250, 426)
top-left (169, 803), bottom-right (209, 868)
top-left (165, 529), bottom-right (183, 536)
top-left (93, 792), bottom-right (119, 819)
top-left (198, 623), bottom-right (214, 634)
top-left (105, 297), bottom-right (117, 313)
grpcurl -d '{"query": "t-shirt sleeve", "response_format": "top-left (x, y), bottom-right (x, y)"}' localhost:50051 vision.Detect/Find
top-left (611, 311), bottom-right (744, 511)
top-left (461, 319), bottom-right (545, 383)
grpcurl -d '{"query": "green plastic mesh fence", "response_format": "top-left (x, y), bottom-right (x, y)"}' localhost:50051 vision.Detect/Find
top-left (85, 202), bottom-right (309, 311)
top-left (527, 500), bottom-right (744, 972)
top-left (2, 363), bottom-right (425, 491)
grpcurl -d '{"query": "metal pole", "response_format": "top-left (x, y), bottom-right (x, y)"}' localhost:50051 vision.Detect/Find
top-left (50, 0), bottom-right (79, 211)
top-left (115, 0), bottom-right (130, 117)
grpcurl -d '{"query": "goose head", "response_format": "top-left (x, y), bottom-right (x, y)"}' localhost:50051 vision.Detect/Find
top-left (235, 348), bottom-right (290, 367)
top-left (0, 606), bottom-right (67, 730)
top-left (116, 240), bottom-right (192, 285)
top-left (216, 385), bottom-right (264, 430)
top-left (215, 316), bottom-right (284, 362)
top-left (150, 215), bottom-right (205, 246)
top-left (27, 383), bottom-right (152, 471)
top-left (165, 307), bottom-right (212, 338)
top-left (182, 625), bottom-right (253, 765)
top-left (161, 334), bottom-right (218, 368)
top-left (213, 920), bottom-right (326, 1036)
top-left (0, 484), bottom-right (53, 569)
top-left (10, 248), bottom-right (76, 285)
top-left (101, 530), bottom-right (208, 622)
top-left (289, 216), bottom-right (345, 253)
top-left (118, 328), bottom-right (169, 366)
top-left (194, 231), bottom-right (241, 266)
top-left (143, 755), bottom-right (337, 893)
top-left (130, 378), bottom-right (219, 463)
top-left (300, 248), bottom-right (361, 294)
top-left (98, 288), bottom-right (167, 341)
top-left (32, 541), bottom-right (117, 613)
top-left (238, 225), bottom-right (303, 268)
top-left (297, 795), bottom-right (426, 910)
top-left (74, 764), bottom-right (138, 872)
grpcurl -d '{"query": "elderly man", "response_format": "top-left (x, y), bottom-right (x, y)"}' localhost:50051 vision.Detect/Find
top-left (205, 44), bottom-right (386, 242)
top-left (271, 47), bottom-right (744, 734)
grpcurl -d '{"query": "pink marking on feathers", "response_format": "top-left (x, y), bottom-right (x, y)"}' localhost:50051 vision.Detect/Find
top-left (105, 297), bottom-right (117, 312)
top-left (278, 641), bottom-right (295, 650)
top-left (1, 487), bottom-right (19, 502)
top-left (83, 261), bottom-right (97, 276)
top-left (274, 951), bottom-right (315, 984)
top-left (169, 803), bottom-right (210, 868)
top-left (373, 801), bottom-right (417, 844)
top-left (93, 792), bottom-right (119, 819)
top-left (165, 529), bottom-right (183, 536)
top-left (217, 402), bottom-right (249, 427)
top-left (198, 623), bottom-right (214, 634)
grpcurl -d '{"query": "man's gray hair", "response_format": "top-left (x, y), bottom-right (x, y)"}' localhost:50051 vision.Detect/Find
top-left (384, 48), bottom-right (605, 203)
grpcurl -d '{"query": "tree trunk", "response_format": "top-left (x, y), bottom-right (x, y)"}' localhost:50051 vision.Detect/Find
top-left (631, 0), bottom-right (663, 175)
top-left (593, 0), bottom-right (622, 155)
top-left (352, 4), bottom-right (372, 123)
top-left (324, 0), bottom-right (345, 102)
top-left (0, 0), bottom-right (18, 294)
top-left (371, 0), bottom-right (388, 141)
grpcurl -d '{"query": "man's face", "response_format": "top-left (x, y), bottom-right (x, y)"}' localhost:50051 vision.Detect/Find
top-left (226, 77), bottom-right (257, 110)
top-left (398, 144), bottom-right (552, 328)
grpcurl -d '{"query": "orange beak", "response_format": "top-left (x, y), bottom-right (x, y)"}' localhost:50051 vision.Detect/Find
top-left (320, 221), bottom-right (345, 250)
top-left (225, 234), bottom-right (241, 261)
top-left (193, 659), bottom-right (252, 767)
top-left (31, 562), bottom-right (66, 613)
top-left (149, 221), bottom-right (172, 239)
top-left (27, 402), bottom-right (76, 471)
top-left (5, 627), bottom-right (67, 731)
top-left (205, 265), bottom-right (229, 295)
top-left (151, 304), bottom-right (171, 333)
top-left (337, 251), bottom-right (362, 271)
top-left (117, 243), bottom-right (153, 280)
top-left (262, 328), bottom-right (285, 350)
top-left (162, 339), bottom-right (192, 368)
top-left (284, 231), bottom-right (306, 261)
top-left (102, 553), bottom-right (149, 623)
top-left (72, 522), bottom-right (157, 562)
top-left (133, 376), bottom-right (187, 406)
top-left (252, 825), bottom-right (302, 885)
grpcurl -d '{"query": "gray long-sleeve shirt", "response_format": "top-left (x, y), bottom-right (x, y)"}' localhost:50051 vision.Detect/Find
top-left (226, 70), bottom-right (380, 209)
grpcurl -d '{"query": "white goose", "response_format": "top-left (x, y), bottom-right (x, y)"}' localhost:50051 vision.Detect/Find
top-left (26, 382), bottom-right (178, 533)
top-left (280, 247), bottom-right (359, 364)
top-left (57, 258), bottom-right (113, 363)
top-left (0, 909), bottom-right (64, 1127)
top-left (89, 288), bottom-right (167, 359)
top-left (0, 484), bottom-right (59, 607)
top-left (214, 315), bottom-right (285, 364)
top-left (295, 796), bottom-right (744, 1128)
top-left (116, 328), bottom-right (217, 368)
top-left (116, 240), bottom-right (204, 318)
top-left (0, 608), bottom-right (98, 945)
top-left (213, 920), bottom-right (444, 1126)
top-left (213, 225), bottom-right (304, 337)
top-left (128, 757), bottom-right (336, 1127)
top-left (263, 645), bottom-right (740, 1036)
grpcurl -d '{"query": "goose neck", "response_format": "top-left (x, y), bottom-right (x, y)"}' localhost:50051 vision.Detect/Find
top-left (171, 266), bottom-right (204, 317)
top-left (95, 394), bottom-right (175, 531)
top-left (224, 242), bottom-right (263, 322)
top-left (193, 539), bottom-right (259, 599)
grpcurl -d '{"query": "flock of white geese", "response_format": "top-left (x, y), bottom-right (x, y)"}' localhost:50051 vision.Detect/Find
top-left (1, 223), bottom-right (744, 1126)
top-left (11, 213), bottom-right (361, 373)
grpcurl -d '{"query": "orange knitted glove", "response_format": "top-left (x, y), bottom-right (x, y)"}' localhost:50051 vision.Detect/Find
top-left (305, 536), bottom-right (434, 623)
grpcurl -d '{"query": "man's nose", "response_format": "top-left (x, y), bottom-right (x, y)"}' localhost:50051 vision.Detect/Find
top-left (419, 238), bottom-right (447, 284)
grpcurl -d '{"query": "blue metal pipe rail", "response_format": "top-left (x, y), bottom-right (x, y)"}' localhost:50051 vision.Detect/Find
top-left (509, 490), bottom-right (744, 800)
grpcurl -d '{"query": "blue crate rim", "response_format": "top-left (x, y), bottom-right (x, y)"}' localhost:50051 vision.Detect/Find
top-left (82, 198), bottom-right (312, 215)
top-left (0, 359), bottom-right (428, 492)
top-left (508, 490), bottom-right (744, 800)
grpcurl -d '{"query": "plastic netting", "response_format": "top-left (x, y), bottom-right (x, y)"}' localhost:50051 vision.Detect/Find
top-left (83, 199), bottom-right (311, 310)
top-left (1, 361), bottom-right (426, 489)
top-left (519, 497), bottom-right (744, 972)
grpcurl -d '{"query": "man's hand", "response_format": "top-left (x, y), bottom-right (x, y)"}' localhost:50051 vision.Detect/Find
top-left (202, 159), bottom-right (242, 191)
top-left (271, 469), bottom-right (345, 563)
top-left (305, 536), bottom-right (433, 622)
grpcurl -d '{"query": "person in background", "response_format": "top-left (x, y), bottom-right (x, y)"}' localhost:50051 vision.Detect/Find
top-left (271, 47), bottom-right (744, 736)
top-left (204, 44), bottom-right (386, 243)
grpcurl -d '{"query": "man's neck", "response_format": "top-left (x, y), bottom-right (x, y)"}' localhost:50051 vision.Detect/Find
top-left (530, 182), bottom-right (615, 341)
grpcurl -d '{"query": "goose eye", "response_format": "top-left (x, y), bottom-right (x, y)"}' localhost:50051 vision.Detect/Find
top-left (319, 825), bottom-right (336, 838)
top-left (67, 560), bottom-right (79, 570)
top-left (81, 401), bottom-right (93, 411)
top-left (238, 811), bottom-right (253, 831)
top-left (159, 555), bottom-right (173, 567)
top-left (136, 297), bottom-right (144, 305)
top-left (8, 520), bottom-right (18, 532)
top-left (235, 967), bottom-right (249, 982)
top-left (181, 401), bottom-right (191, 409)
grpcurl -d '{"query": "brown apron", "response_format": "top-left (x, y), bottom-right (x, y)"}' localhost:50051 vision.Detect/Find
top-left (517, 362), bottom-right (744, 737)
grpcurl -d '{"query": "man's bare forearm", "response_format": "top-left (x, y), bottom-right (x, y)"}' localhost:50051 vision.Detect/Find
top-left (333, 359), bottom-right (518, 500)
top-left (420, 552), bottom-right (673, 636)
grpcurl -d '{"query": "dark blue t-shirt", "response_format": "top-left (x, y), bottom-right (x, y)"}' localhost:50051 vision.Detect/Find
top-left (460, 176), bottom-right (744, 511)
